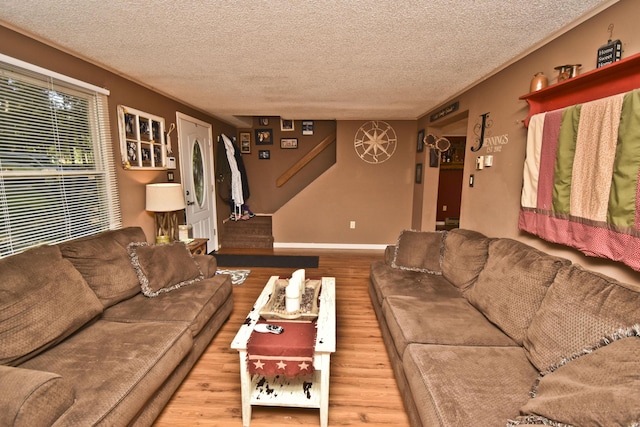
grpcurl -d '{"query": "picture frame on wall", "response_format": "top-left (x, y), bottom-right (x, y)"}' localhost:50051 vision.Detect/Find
top-left (417, 129), bottom-right (425, 152)
top-left (255, 128), bottom-right (273, 145)
top-left (429, 148), bottom-right (439, 167)
top-left (126, 141), bottom-right (137, 163)
top-left (117, 105), bottom-right (166, 170)
top-left (259, 117), bottom-right (269, 126)
top-left (302, 120), bottom-right (314, 135)
top-left (280, 138), bottom-right (298, 149)
top-left (141, 145), bottom-right (152, 167)
top-left (258, 150), bottom-right (270, 160)
top-left (280, 118), bottom-right (294, 131)
top-left (415, 163), bottom-right (423, 184)
top-left (239, 132), bottom-right (251, 153)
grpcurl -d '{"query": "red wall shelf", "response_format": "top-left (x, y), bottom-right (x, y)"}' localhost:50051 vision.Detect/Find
top-left (520, 51), bottom-right (640, 126)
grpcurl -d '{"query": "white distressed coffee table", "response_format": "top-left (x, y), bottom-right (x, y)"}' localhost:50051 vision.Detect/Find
top-left (231, 276), bottom-right (336, 427)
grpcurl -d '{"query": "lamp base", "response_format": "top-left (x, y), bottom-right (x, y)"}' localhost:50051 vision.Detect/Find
top-left (154, 211), bottom-right (179, 242)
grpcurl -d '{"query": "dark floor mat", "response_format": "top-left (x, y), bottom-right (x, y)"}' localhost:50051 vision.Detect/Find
top-left (211, 254), bottom-right (319, 268)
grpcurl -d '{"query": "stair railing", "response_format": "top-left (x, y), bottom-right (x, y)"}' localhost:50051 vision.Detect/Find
top-left (276, 132), bottom-right (336, 187)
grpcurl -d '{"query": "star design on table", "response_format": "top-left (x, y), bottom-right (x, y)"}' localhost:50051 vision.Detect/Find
top-left (298, 361), bottom-right (310, 371)
top-left (276, 360), bottom-right (287, 370)
top-left (253, 360), bottom-right (264, 370)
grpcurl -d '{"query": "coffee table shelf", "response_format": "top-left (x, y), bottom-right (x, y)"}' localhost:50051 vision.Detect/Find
top-left (248, 371), bottom-right (322, 407)
top-left (231, 276), bottom-right (336, 427)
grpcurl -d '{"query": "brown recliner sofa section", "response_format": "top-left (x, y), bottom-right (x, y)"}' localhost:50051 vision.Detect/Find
top-left (370, 228), bottom-right (640, 427)
top-left (0, 227), bottom-right (233, 426)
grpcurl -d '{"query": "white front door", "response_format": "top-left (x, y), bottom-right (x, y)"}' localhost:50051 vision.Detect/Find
top-left (177, 113), bottom-right (219, 252)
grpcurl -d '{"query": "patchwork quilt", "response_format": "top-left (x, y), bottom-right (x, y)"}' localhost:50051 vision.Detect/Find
top-left (519, 88), bottom-right (640, 271)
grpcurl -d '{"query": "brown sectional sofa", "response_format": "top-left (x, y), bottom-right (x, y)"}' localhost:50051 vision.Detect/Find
top-left (0, 227), bottom-right (233, 426)
top-left (370, 228), bottom-right (640, 427)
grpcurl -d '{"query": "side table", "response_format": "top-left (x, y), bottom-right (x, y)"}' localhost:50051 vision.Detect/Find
top-left (186, 238), bottom-right (208, 255)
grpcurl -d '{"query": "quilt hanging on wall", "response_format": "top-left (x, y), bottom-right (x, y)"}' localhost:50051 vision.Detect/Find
top-left (519, 88), bottom-right (640, 272)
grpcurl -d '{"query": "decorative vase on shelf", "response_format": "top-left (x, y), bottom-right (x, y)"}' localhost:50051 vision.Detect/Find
top-left (530, 72), bottom-right (548, 92)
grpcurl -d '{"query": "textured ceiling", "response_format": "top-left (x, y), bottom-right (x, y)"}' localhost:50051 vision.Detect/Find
top-left (0, 0), bottom-right (617, 126)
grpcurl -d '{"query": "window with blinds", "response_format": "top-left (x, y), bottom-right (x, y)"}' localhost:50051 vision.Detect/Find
top-left (0, 55), bottom-right (121, 257)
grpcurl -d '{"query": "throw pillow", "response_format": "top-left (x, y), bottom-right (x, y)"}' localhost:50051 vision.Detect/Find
top-left (441, 228), bottom-right (491, 289)
top-left (523, 264), bottom-right (640, 371)
top-left (463, 238), bottom-right (569, 345)
top-left (391, 230), bottom-right (445, 274)
top-left (128, 242), bottom-right (204, 297)
top-left (509, 328), bottom-right (640, 427)
top-left (59, 227), bottom-right (148, 307)
top-left (0, 245), bottom-right (103, 366)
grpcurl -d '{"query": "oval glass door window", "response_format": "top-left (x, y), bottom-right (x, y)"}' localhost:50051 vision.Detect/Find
top-left (192, 140), bottom-right (205, 207)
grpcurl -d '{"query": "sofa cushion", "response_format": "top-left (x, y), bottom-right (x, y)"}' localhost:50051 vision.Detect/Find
top-left (391, 230), bottom-right (445, 274)
top-left (0, 245), bottom-right (103, 366)
top-left (441, 228), bottom-right (491, 290)
top-left (103, 274), bottom-right (232, 337)
top-left (20, 319), bottom-right (192, 426)
top-left (128, 242), bottom-right (204, 297)
top-left (60, 227), bottom-right (147, 307)
top-left (403, 343), bottom-right (538, 427)
top-left (383, 295), bottom-right (517, 358)
top-left (370, 260), bottom-right (461, 306)
top-left (512, 336), bottom-right (640, 427)
top-left (0, 365), bottom-right (75, 427)
top-left (192, 253), bottom-right (218, 278)
top-left (523, 264), bottom-right (640, 371)
top-left (464, 239), bottom-right (569, 345)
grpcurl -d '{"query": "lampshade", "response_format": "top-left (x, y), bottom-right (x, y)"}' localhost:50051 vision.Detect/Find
top-left (146, 183), bottom-right (186, 212)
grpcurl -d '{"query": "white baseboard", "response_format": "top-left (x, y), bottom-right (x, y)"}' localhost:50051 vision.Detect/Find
top-left (273, 242), bottom-right (388, 250)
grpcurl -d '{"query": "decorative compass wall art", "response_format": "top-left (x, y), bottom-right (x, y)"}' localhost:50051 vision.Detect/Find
top-left (353, 120), bottom-right (397, 164)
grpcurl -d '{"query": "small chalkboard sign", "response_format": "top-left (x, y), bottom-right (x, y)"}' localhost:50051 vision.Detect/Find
top-left (597, 39), bottom-right (622, 68)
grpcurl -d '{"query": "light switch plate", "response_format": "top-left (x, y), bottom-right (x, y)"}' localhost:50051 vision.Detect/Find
top-left (167, 156), bottom-right (176, 170)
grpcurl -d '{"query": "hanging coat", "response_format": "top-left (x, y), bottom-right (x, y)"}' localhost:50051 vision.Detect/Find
top-left (233, 139), bottom-right (250, 201)
top-left (221, 134), bottom-right (243, 207)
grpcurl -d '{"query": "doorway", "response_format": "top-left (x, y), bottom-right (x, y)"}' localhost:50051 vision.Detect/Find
top-left (177, 113), bottom-right (219, 252)
top-left (435, 116), bottom-right (467, 230)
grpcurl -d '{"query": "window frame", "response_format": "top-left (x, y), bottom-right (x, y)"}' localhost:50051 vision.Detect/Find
top-left (117, 105), bottom-right (167, 170)
top-left (0, 53), bottom-right (121, 257)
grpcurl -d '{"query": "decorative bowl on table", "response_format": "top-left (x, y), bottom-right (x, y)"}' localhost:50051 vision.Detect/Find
top-left (259, 279), bottom-right (321, 321)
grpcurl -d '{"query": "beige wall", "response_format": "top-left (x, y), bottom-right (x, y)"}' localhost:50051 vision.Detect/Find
top-left (422, 0), bottom-right (640, 283)
top-left (273, 120), bottom-right (417, 245)
top-left (0, 25), bottom-right (236, 241)
top-left (3, 0), bottom-right (640, 285)
top-left (236, 118), bottom-right (337, 214)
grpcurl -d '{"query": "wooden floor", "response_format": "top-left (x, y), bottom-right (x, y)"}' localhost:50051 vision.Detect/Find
top-left (153, 248), bottom-right (410, 427)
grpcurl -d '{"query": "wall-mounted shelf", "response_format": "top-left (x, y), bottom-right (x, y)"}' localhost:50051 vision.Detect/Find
top-left (439, 136), bottom-right (465, 169)
top-left (520, 51), bottom-right (640, 127)
top-left (440, 162), bottom-right (464, 170)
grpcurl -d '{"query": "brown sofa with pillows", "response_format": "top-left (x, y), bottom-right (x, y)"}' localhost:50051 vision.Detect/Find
top-left (0, 227), bottom-right (233, 426)
top-left (369, 228), bottom-right (640, 427)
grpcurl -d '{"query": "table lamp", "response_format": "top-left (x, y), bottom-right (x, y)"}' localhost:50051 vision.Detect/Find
top-left (145, 183), bottom-right (186, 243)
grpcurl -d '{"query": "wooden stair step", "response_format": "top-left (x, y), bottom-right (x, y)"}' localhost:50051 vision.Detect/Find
top-left (221, 215), bottom-right (273, 249)
top-left (220, 234), bottom-right (274, 249)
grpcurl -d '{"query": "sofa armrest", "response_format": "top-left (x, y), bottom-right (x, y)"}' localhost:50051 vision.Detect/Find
top-left (0, 365), bottom-right (75, 427)
top-left (193, 254), bottom-right (217, 278)
top-left (384, 245), bottom-right (396, 265)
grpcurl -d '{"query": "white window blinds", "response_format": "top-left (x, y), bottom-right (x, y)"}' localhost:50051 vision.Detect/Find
top-left (0, 55), bottom-right (121, 256)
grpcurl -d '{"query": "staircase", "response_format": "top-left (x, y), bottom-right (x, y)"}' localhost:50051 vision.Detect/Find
top-left (220, 215), bottom-right (274, 249)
